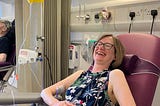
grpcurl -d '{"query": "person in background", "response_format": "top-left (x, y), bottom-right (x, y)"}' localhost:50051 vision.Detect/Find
top-left (41, 34), bottom-right (136, 106)
top-left (0, 19), bottom-right (12, 62)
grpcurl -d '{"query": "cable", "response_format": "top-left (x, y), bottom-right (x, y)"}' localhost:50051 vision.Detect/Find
top-left (44, 54), bottom-right (54, 85)
top-left (15, 3), bottom-right (32, 86)
top-left (150, 9), bottom-right (158, 34)
top-left (19, 4), bottom-right (32, 50)
top-left (128, 12), bottom-right (135, 33)
top-left (10, 88), bottom-right (16, 106)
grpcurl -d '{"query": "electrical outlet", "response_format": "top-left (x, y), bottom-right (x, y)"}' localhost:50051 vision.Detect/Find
top-left (129, 5), bottom-right (144, 21)
top-left (143, 4), bottom-right (159, 20)
top-left (129, 4), bottom-right (159, 21)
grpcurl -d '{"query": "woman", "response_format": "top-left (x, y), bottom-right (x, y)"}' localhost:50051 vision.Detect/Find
top-left (0, 20), bottom-right (11, 62)
top-left (41, 34), bottom-right (136, 106)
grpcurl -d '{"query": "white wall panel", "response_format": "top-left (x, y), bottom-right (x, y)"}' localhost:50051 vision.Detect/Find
top-left (71, 1), bottom-right (160, 34)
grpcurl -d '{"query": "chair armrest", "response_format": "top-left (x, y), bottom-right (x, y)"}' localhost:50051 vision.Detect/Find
top-left (0, 62), bottom-right (12, 67)
top-left (0, 65), bottom-right (14, 72)
top-left (0, 92), bottom-right (43, 105)
top-left (0, 65), bottom-right (15, 82)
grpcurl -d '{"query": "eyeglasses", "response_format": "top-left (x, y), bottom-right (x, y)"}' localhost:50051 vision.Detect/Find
top-left (95, 41), bottom-right (114, 50)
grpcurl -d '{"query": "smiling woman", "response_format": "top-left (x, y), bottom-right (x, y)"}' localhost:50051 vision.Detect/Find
top-left (41, 34), bottom-right (136, 106)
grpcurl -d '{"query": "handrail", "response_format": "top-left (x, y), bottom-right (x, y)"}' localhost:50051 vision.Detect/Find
top-left (0, 92), bottom-right (44, 105)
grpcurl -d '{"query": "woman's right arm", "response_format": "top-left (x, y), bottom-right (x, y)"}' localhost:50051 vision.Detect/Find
top-left (40, 70), bottom-right (84, 106)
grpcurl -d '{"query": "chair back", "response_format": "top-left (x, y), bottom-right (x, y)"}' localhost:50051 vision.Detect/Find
top-left (0, 19), bottom-right (16, 81)
top-left (6, 44), bottom-right (16, 65)
top-left (117, 33), bottom-right (160, 106)
top-left (117, 33), bottom-right (160, 68)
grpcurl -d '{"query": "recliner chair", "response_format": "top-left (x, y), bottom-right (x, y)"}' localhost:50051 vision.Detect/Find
top-left (0, 20), bottom-right (16, 91)
top-left (117, 33), bottom-right (160, 106)
top-left (0, 44), bottom-right (16, 92)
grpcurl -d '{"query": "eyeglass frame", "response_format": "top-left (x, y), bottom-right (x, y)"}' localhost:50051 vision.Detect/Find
top-left (94, 41), bottom-right (114, 50)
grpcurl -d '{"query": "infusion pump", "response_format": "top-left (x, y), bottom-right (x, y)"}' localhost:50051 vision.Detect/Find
top-left (18, 49), bottom-right (41, 64)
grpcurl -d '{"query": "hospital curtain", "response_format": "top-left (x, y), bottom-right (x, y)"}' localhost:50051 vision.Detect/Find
top-left (61, 0), bottom-right (71, 79)
top-left (43, 0), bottom-right (71, 88)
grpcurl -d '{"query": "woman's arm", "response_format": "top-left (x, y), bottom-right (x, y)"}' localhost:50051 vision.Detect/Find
top-left (40, 70), bottom-right (84, 106)
top-left (0, 53), bottom-right (7, 62)
top-left (109, 69), bottom-right (136, 106)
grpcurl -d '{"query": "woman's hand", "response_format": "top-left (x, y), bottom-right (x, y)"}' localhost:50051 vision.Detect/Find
top-left (53, 101), bottom-right (75, 106)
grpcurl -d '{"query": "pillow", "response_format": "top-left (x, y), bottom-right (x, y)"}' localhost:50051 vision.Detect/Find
top-left (119, 54), bottom-right (139, 75)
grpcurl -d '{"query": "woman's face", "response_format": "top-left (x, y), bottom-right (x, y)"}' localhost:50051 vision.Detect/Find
top-left (0, 22), bottom-right (6, 32)
top-left (93, 36), bottom-right (115, 65)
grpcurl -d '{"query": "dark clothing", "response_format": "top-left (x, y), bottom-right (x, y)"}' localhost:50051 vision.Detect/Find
top-left (0, 36), bottom-right (10, 55)
top-left (5, 19), bottom-right (15, 45)
top-left (0, 36), bottom-right (10, 80)
top-left (5, 23), bottom-right (15, 45)
top-left (0, 20), bottom-right (15, 80)
top-left (65, 69), bottom-right (113, 106)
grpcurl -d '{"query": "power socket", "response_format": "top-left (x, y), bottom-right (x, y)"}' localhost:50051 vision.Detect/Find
top-left (129, 12), bottom-right (135, 20)
top-left (151, 9), bottom-right (158, 17)
top-left (150, 9), bottom-right (158, 34)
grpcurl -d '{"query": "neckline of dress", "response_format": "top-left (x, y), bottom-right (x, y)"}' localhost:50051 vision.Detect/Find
top-left (88, 65), bottom-right (109, 74)
top-left (89, 69), bottom-right (108, 74)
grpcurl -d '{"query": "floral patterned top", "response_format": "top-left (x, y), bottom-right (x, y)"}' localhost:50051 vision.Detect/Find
top-left (65, 69), bottom-right (113, 106)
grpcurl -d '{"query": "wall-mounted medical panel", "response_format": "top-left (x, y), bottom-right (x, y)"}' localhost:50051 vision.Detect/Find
top-left (71, 0), bottom-right (160, 32)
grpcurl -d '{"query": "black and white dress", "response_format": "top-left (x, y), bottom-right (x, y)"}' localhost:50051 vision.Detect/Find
top-left (65, 69), bottom-right (114, 106)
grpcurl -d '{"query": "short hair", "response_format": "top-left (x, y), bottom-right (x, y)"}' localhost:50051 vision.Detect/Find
top-left (0, 19), bottom-right (12, 30)
top-left (92, 34), bottom-right (125, 69)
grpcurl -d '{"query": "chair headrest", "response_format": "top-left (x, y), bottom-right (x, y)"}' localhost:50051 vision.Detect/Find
top-left (117, 33), bottom-right (160, 68)
top-left (119, 54), bottom-right (139, 75)
top-left (119, 54), bottom-right (160, 76)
